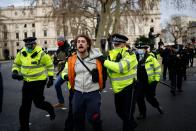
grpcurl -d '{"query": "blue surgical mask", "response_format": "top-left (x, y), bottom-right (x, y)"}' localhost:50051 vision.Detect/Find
top-left (137, 49), bottom-right (145, 61)
top-left (26, 47), bottom-right (33, 53)
top-left (137, 49), bottom-right (144, 55)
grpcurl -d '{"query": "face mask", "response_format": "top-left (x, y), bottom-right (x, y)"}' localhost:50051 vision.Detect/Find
top-left (26, 47), bottom-right (33, 53)
top-left (137, 49), bottom-right (145, 61)
top-left (57, 41), bottom-right (64, 47)
top-left (137, 49), bottom-right (144, 55)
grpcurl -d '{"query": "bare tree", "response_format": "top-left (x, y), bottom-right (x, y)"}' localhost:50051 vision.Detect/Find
top-left (165, 16), bottom-right (187, 44)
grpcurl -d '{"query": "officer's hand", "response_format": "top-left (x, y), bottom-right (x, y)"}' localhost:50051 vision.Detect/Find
top-left (47, 76), bottom-right (53, 88)
top-left (64, 75), bottom-right (69, 81)
top-left (97, 55), bottom-right (106, 64)
top-left (12, 70), bottom-right (23, 81)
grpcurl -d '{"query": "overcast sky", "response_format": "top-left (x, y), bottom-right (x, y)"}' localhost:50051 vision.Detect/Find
top-left (0, 0), bottom-right (196, 27)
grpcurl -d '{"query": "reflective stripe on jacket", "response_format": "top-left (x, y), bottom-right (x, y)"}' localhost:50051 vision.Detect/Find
top-left (12, 46), bottom-right (54, 81)
top-left (145, 53), bottom-right (161, 84)
top-left (104, 47), bottom-right (138, 93)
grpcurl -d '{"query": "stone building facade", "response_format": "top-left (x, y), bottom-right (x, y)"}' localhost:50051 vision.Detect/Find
top-left (0, 0), bottom-right (161, 59)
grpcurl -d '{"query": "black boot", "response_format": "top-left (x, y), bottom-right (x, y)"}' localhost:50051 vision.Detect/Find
top-left (18, 127), bottom-right (30, 131)
top-left (170, 90), bottom-right (176, 96)
top-left (92, 120), bottom-right (103, 131)
top-left (64, 114), bottom-right (74, 131)
top-left (49, 109), bottom-right (55, 120)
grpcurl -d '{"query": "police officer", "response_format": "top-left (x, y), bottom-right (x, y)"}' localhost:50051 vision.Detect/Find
top-left (98, 33), bottom-right (138, 131)
top-left (169, 45), bottom-right (184, 95)
top-left (12, 37), bottom-right (55, 131)
top-left (136, 45), bottom-right (163, 119)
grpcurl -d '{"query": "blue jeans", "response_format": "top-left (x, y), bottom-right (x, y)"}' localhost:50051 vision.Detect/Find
top-left (54, 75), bottom-right (65, 104)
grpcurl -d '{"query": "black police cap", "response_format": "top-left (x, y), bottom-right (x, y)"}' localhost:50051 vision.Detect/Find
top-left (136, 45), bottom-right (150, 49)
top-left (111, 33), bottom-right (128, 44)
top-left (23, 37), bottom-right (37, 43)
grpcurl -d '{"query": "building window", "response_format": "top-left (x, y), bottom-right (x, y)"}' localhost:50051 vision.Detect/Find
top-left (32, 32), bottom-right (36, 37)
top-left (44, 41), bottom-right (47, 44)
top-left (22, 10), bottom-right (26, 16)
top-left (4, 43), bottom-right (7, 47)
top-left (57, 30), bottom-right (60, 36)
top-left (4, 32), bottom-right (8, 40)
top-left (17, 49), bottom-right (20, 52)
top-left (42, 0), bottom-right (46, 4)
top-left (151, 19), bottom-right (154, 23)
top-left (16, 32), bottom-right (19, 39)
top-left (15, 24), bottom-right (19, 28)
top-left (32, 23), bottom-right (35, 27)
top-left (44, 30), bottom-right (47, 37)
top-left (24, 32), bottom-right (27, 38)
top-left (16, 42), bottom-right (20, 46)
top-left (15, 11), bottom-right (18, 16)
top-left (42, 9), bottom-right (46, 13)
top-left (24, 24), bottom-right (27, 28)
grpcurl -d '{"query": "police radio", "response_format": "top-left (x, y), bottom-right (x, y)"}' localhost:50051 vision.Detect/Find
top-left (115, 53), bottom-right (122, 62)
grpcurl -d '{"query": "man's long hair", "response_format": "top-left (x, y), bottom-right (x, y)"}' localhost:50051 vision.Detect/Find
top-left (74, 34), bottom-right (92, 52)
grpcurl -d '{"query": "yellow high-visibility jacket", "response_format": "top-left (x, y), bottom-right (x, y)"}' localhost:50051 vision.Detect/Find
top-left (12, 46), bottom-right (54, 82)
top-left (145, 53), bottom-right (161, 84)
top-left (104, 47), bottom-right (138, 93)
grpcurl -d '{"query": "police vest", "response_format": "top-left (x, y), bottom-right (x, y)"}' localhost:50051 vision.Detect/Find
top-left (104, 48), bottom-right (138, 93)
top-left (12, 46), bottom-right (54, 82)
top-left (145, 54), bottom-right (161, 84)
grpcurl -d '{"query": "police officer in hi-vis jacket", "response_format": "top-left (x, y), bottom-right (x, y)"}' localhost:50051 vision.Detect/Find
top-left (12, 37), bottom-right (55, 131)
top-left (136, 45), bottom-right (164, 120)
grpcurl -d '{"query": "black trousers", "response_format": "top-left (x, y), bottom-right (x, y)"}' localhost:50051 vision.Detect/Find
top-left (170, 71), bottom-right (183, 91)
top-left (64, 90), bottom-right (74, 131)
top-left (114, 84), bottom-right (135, 131)
top-left (0, 72), bottom-right (3, 113)
top-left (19, 80), bottom-right (54, 130)
top-left (136, 82), bottom-right (160, 116)
top-left (189, 56), bottom-right (194, 67)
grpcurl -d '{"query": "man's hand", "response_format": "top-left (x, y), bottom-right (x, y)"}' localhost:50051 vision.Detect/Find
top-left (47, 76), bottom-right (53, 88)
top-left (12, 70), bottom-right (23, 81)
top-left (97, 55), bottom-right (106, 64)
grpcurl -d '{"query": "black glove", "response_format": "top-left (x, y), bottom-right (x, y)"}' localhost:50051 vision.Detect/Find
top-left (12, 70), bottom-right (23, 81)
top-left (97, 55), bottom-right (106, 64)
top-left (64, 75), bottom-right (69, 81)
top-left (47, 76), bottom-right (53, 88)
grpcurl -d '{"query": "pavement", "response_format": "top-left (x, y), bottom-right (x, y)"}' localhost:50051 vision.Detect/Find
top-left (0, 59), bottom-right (196, 131)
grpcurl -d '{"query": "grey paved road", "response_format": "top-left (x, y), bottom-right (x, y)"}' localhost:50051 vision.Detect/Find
top-left (0, 61), bottom-right (196, 131)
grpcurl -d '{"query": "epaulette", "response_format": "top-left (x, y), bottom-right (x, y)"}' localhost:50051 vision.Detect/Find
top-left (31, 50), bottom-right (42, 58)
top-left (126, 50), bottom-right (134, 55)
top-left (31, 51), bottom-right (38, 58)
top-left (21, 51), bottom-right (27, 57)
